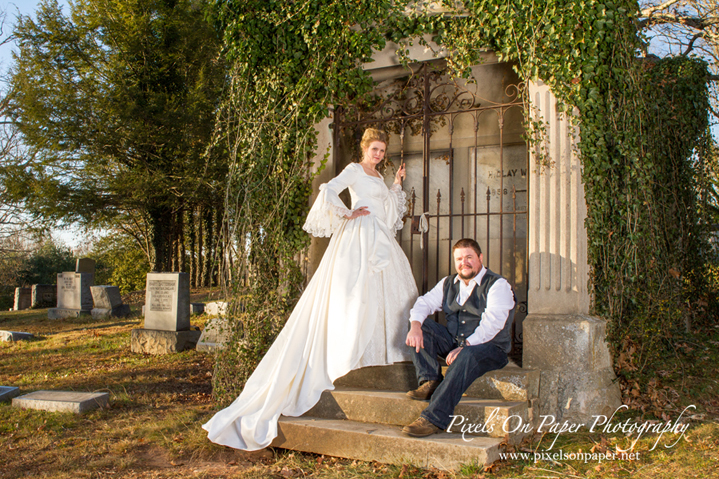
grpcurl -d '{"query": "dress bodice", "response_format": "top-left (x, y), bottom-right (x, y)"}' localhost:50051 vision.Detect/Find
top-left (347, 168), bottom-right (391, 225)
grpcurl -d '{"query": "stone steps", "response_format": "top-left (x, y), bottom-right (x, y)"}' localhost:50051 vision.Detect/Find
top-left (270, 363), bottom-right (539, 469)
top-left (306, 387), bottom-right (531, 441)
top-left (272, 416), bottom-right (503, 470)
top-left (335, 361), bottom-right (540, 401)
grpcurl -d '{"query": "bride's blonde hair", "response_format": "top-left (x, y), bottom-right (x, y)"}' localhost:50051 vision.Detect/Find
top-left (360, 128), bottom-right (389, 152)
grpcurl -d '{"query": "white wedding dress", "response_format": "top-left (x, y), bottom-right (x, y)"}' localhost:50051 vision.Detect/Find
top-left (202, 162), bottom-right (418, 450)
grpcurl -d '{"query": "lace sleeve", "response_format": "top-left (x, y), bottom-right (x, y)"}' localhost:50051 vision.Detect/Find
top-left (302, 164), bottom-right (358, 237)
top-left (385, 183), bottom-right (408, 233)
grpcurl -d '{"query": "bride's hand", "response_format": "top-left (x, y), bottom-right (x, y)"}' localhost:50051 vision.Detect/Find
top-left (345, 206), bottom-right (370, 219)
top-left (394, 163), bottom-right (406, 185)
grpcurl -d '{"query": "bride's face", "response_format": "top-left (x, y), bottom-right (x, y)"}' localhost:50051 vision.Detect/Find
top-left (362, 141), bottom-right (386, 167)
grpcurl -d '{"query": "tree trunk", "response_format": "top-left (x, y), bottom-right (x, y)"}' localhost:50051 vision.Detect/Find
top-left (188, 207), bottom-right (197, 287)
top-left (196, 205), bottom-right (205, 287)
top-left (148, 205), bottom-right (172, 272)
top-left (201, 207), bottom-right (214, 287)
top-left (177, 206), bottom-right (186, 273)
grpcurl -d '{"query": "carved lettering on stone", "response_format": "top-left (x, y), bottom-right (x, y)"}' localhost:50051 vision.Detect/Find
top-left (148, 280), bottom-right (176, 312)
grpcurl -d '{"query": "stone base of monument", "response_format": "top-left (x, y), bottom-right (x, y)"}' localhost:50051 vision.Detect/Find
top-left (0, 386), bottom-right (20, 402)
top-left (131, 328), bottom-right (202, 355)
top-left (91, 304), bottom-right (131, 320)
top-left (0, 331), bottom-right (35, 342)
top-left (523, 314), bottom-right (623, 423)
top-left (48, 308), bottom-right (91, 320)
top-left (12, 390), bottom-right (109, 413)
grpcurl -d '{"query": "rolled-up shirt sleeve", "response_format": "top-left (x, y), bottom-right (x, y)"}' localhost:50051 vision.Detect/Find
top-left (408, 277), bottom-right (447, 324)
top-left (466, 278), bottom-right (515, 346)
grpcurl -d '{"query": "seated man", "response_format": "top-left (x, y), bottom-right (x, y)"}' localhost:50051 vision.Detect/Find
top-left (403, 238), bottom-right (516, 437)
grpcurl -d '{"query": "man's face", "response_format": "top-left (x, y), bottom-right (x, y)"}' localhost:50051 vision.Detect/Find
top-left (453, 247), bottom-right (483, 281)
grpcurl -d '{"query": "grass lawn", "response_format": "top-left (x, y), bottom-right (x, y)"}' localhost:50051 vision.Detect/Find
top-left (0, 294), bottom-right (717, 478)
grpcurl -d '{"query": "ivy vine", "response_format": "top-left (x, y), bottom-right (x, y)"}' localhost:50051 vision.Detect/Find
top-left (210, 0), bottom-right (716, 404)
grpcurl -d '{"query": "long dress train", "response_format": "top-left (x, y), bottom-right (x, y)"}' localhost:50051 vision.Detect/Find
top-left (202, 162), bottom-right (418, 450)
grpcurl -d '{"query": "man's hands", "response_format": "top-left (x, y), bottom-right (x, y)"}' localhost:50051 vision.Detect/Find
top-left (405, 321), bottom-right (424, 353)
top-left (445, 347), bottom-right (463, 365)
top-left (406, 320), bottom-right (467, 363)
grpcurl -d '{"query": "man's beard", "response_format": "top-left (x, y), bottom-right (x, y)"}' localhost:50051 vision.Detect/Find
top-left (457, 267), bottom-right (480, 281)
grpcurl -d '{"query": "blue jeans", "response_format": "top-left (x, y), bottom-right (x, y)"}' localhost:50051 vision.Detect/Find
top-left (411, 318), bottom-right (508, 429)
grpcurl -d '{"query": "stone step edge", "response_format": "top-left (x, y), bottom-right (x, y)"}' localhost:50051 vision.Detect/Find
top-left (273, 416), bottom-right (503, 470)
top-left (335, 362), bottom-right (540, 401)
top-left (305, 387), bottom-right (533, 442)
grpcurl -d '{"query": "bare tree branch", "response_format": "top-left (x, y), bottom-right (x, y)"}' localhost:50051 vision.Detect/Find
top-left (641, 0), bottom-right (686, 17)
top-left (639, 13), bottom-right (719, 29)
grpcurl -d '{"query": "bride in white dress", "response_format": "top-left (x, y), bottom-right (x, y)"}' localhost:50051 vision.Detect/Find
top-left (203, 128), bottom-right (418, 450)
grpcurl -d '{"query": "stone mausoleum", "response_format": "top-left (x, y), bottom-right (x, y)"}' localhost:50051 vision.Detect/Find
top-left (268, 37), bottom-right (622, 469)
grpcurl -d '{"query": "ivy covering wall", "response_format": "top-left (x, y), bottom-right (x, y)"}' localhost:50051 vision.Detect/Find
top-left (210, 0), bottom-right (716, 404)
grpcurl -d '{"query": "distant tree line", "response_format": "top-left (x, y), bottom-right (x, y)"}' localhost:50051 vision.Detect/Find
top-left (1, 0), bottom-right (228, 285)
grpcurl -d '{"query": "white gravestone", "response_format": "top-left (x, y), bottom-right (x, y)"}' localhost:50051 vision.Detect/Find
top-left (48, 272), bottom-right (94, 319)
top-left (90, 286), bottom-right (131, 320)
top-left (131, 272), bottom-right (199, 354)
top-left (196, 316), bottom-right (241, 352)
top-left (13, 288), bottom-right (31, 311)
top-left (143, 272), bottom-right (190, 331)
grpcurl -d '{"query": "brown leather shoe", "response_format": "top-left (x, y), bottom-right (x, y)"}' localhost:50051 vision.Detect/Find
top-left (406, 380), bottom-right (441, 400)
top-left (402, 416), bottom-right (442, 437)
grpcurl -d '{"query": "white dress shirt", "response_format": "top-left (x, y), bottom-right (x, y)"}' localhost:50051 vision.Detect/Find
top-left (408, 267), bottom-right (515, 347)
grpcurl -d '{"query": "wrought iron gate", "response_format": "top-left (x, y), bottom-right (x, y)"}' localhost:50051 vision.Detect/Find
top-left (333, 61), bottom-right (528, 358)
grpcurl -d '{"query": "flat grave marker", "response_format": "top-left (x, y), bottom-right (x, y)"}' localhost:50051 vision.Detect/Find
top-left (0, 386), bottom-right (20, 402)
top-left (0, 331), bottom-right (35, 342)
top-left (12, 391), bottom-right (109, 413)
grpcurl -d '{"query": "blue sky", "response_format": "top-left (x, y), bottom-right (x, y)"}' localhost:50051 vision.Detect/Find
top-left (1, 1), bottom-right (69, 74)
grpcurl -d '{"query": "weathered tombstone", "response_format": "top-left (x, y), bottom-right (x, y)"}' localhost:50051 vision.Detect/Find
top-left (31, 284), bottom-right (56, 309)
top-left (131, 272), bottom-right (200, 354)
top-left (0, 331), bottom-right (34, 342)
top-left (12, 390), bottom-right (108, 413)
top-left (196, 316), bottom-right (240, 352)
top-left (190, 303), bottom-right (205, 315)
top-left (205, 301), bottom-right (228, 316)
top-left (75, 258), bottom-right (96, 274)
top-left (90, 286), bottom-right (131, 320)
top-left (47, 272), bottom-right (94, 319)
top-left (0, 386), bottom-right (20, 402)
top-left (13, 287), bottom-right (31, 311)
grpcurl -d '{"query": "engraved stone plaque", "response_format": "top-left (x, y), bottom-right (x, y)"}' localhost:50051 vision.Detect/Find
top-left (54, 272), bottom-right (94, 311)
top-left (148, 280), bottom-right (176, 312)
top-left (143, 273), bottom-right (190, 331)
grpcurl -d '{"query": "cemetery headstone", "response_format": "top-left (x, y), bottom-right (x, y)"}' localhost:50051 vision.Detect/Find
top-left (13, 287), bottom-right (31, 311)
top-left (205, 301), bottom-right (228, 316)
top-left (31, 284), bottom-right (56, 309)
top-left (12, 390), bottom-right (109, 413)
top-left (131, 272), bottom-right (200, 354)
top-left (196, 316), bottom-right (241, 352)
top-left (47, 272), bottom-right (94, 319)
top-left (190, 303), bottom-right (205, 315)
top-left (90, 286), bottom-right (131, 320)
top-left (75, 258), bottom-right (96, 274)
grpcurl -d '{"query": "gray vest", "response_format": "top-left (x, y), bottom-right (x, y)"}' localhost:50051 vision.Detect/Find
top-left (442, 270), bottom-right (515, 353)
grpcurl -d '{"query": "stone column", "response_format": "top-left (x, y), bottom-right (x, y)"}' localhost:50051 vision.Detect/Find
top-left (523, 80), bottom-right (621, 422)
